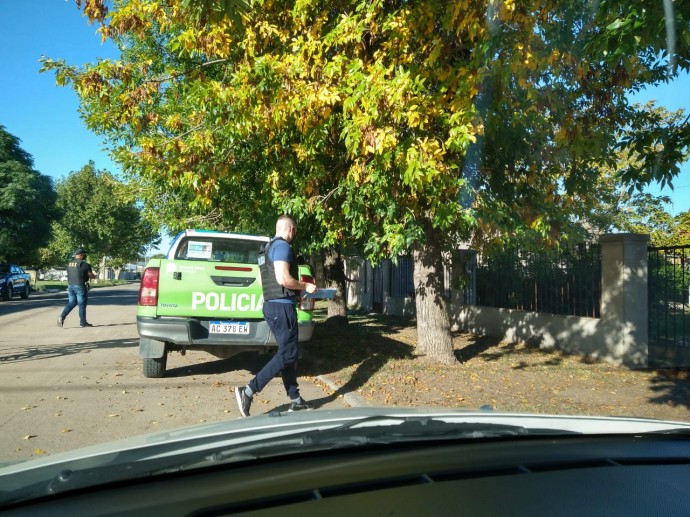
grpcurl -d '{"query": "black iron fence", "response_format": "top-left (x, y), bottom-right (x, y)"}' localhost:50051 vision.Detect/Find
top-left (648, 245), bottom-right (690, 359)
top-left (391, 256), bottom-right (415, 298)
top-left (473, 243), bottom-right (602, 318)
top-left (371, 256), bottom-right (415, 312)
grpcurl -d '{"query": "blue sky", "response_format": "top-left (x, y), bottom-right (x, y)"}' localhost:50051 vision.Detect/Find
top-left (631, 73), bottom-right (690, 216)
top-left (1, 1), bottom-right (119, 179)
top-left (1, 1), bottom-right (689, 219)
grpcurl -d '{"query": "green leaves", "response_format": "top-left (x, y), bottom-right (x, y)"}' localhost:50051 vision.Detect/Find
top-left (180, 0), bottom-right (251, 29)
top-left (0, 126), bottom-right (58, 265)
top-left (51, 0), bottom-right (690, 260)
top-left (51, 162), bottom-right (159, 267)
top-left (616, 104), bottom-right (689, 191)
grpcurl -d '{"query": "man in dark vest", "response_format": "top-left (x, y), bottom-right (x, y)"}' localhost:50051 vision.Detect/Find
top-left (57, 248), bottom-right (97, 328)
top-left (235, 215), bottom-right (318, 417)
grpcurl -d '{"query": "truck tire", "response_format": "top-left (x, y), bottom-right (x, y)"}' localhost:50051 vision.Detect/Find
top-left (143, 353), bottom-right (168, 378)
top-left (21, 284), bottom-right (29, 299)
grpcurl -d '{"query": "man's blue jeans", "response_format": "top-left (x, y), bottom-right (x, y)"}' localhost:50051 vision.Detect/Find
top-left (249, 301), bottom-right (300, 400)
top-left (60, 284), bottom-right (89, 326)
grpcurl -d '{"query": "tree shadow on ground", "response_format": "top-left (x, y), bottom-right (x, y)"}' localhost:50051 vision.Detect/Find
top-left (455, 332), bottom-right (624, 369)
top-left (454, 333), bottom-right (504, 362)
top-left (454, 333), bottom-right (565, 367)
top-left (163, 313), bottom-right (416, 411)
top-left (0, 286), bottom-right (138, 317)
top-left (0, 294), bottom-right (71, 316)
top-left (647, 370), bottom-right (690, 410)
top-left (297, 312), bottom-right (417, 407)
top-left (455, 332), bottom-right (690, 413)
top-left (81, 288), bottom-right (139, 307)
top-left (0, 338), bottom-right (138, 363)
top-left (164, 309), bottom-right (690, 416)
top-left (165, 352), bottom-right (272, 378)
top-left (165, 309), bottom-right (416, 381)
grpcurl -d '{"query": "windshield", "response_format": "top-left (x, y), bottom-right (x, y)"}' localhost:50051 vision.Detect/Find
top-left (1, 0), bottom-right (689, 511)
top-left (175, 237), bottom-right (264, 264)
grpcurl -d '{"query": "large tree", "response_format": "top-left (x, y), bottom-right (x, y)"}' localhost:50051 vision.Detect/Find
top-left (0, 126), bottom-right (57, 265)
top-left (45, 0), bottom-right (690, 363)
top-left (673, 211), bottom-right (690, 246)
top-left (48, 162), bottom-right (159, 273)
top-left (572, 104), bottom-right (688, 246)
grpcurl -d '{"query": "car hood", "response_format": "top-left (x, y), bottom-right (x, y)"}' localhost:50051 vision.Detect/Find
top-left (2, 406), bottom-right (690, 507)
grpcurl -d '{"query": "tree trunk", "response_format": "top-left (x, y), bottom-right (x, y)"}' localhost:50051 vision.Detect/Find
top-left (322, 247), bottom-right (348, 326)
top-left (99, 256), bottom-right (107, 282)
top-left (412, 218), bottom-right (456, 364)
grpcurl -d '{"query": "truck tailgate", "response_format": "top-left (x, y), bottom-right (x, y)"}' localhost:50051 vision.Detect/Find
top-left (156, 260), bottom-right (264, 319)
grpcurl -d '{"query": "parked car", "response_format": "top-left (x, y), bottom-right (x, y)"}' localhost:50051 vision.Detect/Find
top-left (0, 264), bottom-right (31, 301)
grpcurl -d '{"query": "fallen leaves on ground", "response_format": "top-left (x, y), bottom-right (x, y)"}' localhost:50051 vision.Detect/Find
top-left (302, 310), bottom-right (690, 421)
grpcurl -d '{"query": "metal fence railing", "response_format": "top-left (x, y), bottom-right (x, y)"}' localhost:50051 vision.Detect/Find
top-left (472, 243), bottom-right (602, 318)
top-left (367, 243), bottom-right (602, 319)
top-left (391, 256), bottom-right (415, 298)
top-left (648, 245), bottom-right (690, 351)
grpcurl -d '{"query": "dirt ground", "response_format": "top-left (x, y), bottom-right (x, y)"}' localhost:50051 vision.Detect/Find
top-left (301, 309), bottom-right (690, 422)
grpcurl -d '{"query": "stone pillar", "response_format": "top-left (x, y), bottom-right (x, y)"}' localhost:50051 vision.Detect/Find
top-left (599, 233), bottom-right (650, 367)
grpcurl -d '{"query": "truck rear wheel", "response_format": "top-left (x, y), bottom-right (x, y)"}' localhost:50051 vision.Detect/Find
top-left (143, 353), bottom-right (168, 378)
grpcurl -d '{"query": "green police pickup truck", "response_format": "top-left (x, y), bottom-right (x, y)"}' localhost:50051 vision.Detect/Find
top-left (137, 230), bottom-right (315, 378)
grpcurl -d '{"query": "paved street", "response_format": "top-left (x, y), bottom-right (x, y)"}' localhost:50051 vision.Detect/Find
top-left (0, 283), bottom-right (347, 463)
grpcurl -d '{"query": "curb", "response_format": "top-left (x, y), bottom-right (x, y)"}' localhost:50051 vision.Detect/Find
top-left (301, 347), bottom-right (370, 408)
top-left (316, 375), bottom-right (370, 408)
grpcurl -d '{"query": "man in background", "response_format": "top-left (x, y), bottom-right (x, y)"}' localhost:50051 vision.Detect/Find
top-left (57, 248), bottom-right (97, 328)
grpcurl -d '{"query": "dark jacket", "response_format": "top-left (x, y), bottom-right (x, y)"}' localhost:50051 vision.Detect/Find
top-left (66, 259), bottom-right (93, 285)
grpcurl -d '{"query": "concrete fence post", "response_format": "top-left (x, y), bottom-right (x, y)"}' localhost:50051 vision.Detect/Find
top-left (599, 233), bottom-right (650, 367)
